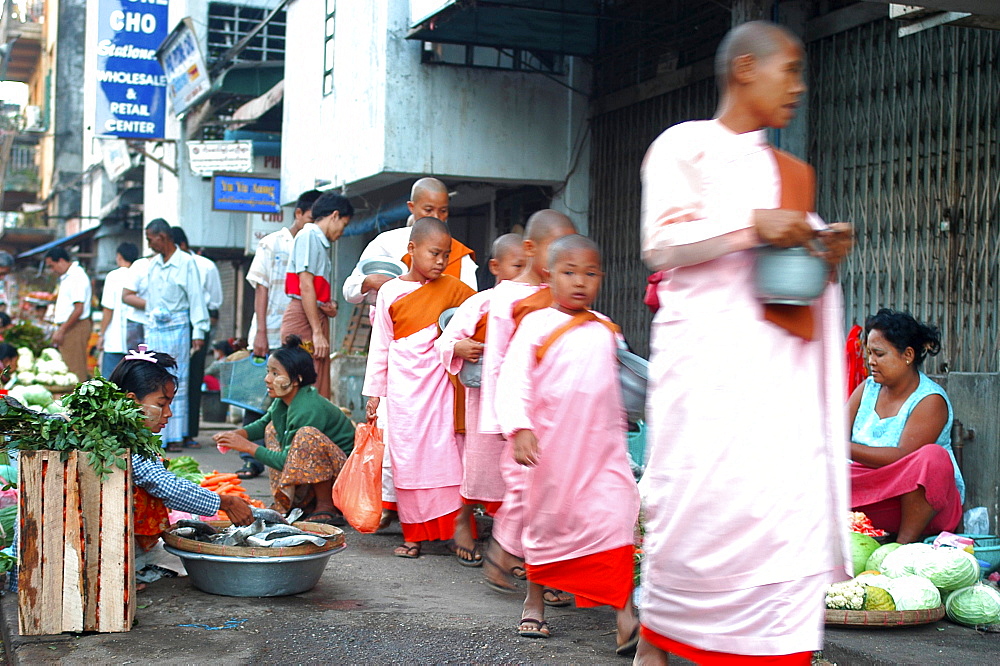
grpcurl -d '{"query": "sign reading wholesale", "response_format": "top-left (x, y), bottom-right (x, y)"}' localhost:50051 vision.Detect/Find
top-left (96, 0), bottom-right (168, 139)
top-left (213, 174), bottom-right (281, 214)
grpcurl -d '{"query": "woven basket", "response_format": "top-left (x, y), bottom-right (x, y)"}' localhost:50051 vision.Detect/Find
top-left (825, 604), bottom-right (945, 627)
top-left (163, 520), bottom-right (344, 558)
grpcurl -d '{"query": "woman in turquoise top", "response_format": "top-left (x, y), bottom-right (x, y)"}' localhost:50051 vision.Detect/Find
top-left (214, 335), bottom-right (356, 526)
top-left (847, 310), bottom-right (963, 544)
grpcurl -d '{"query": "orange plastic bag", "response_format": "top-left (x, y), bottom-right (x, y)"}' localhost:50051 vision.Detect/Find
top-left (332, 421), bottom-right (384, 533)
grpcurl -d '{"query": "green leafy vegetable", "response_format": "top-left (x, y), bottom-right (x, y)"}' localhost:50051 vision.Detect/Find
top-left (1, 377), bottom-right (163, 480)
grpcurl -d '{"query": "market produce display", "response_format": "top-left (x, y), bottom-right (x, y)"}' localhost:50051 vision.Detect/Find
top-left (165, 456), bottom-right (205, 484)
top-left (13, 347), bottom-right (79, 388)
top-left (850, 531), bottom-right (881, 576)
top-left (200, 471), bottom-right (266, 509)
top-left (945, 583), bottom-right (1000, 627)
top-left (849, 511), bottom-right (887, 537)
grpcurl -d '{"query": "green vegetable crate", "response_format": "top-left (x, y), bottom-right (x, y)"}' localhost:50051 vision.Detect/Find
top-left (18, 450), bottom-right (135, 635)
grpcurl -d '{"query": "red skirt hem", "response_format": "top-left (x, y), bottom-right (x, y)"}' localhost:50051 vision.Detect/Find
top-left (382, 501), bottom-right (397, 511)
top-left (525, 545), bottom-right (634, 609)
top-left (401, 509), bottom-right (461, 543)
top-left (640, 626), bottom-right (812, 665)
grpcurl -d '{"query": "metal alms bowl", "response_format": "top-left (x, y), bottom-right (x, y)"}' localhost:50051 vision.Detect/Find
top-left (753, 245), bottom-right (829, 306)
top-left (358, 257), bottom-right (407, 278)
top-left (438, 307), bottom-right (483, 388)
top-left (163, 544), bottom-right (345, 597)
top-left (617, 347), bottom-right (649, 423)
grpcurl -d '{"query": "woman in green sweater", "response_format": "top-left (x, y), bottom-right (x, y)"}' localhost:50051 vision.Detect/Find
top-left (214, 335), bottom-right (355, 525)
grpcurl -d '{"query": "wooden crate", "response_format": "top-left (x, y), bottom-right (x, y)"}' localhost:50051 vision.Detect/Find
top-left (18, 450), bottom-right (134, 635)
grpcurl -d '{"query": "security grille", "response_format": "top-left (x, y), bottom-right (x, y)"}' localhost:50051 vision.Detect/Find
top-left (207, 2), bottom-right (287, 65)
top-left (809, 19), bottom-right (1000, 374)
top-left (589, 78), bottom-right (717, 356)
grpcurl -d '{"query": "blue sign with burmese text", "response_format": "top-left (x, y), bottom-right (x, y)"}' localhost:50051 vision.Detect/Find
top-left (212, 174), bottom-right (281, 214)
top-left (96, 0), bottom-right (169, 139)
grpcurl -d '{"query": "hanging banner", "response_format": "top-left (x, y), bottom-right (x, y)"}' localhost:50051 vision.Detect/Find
top-left (158, 18), bottom-right (212, 117)
top-left (212, 174), bottom-right (281, 214)
top-left (95, 0), bottom-right (169, 140)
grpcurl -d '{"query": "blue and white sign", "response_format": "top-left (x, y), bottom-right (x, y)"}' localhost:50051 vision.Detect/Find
top-left (158, 18), bottom-right (212, 117)
top-left (212, 174), bottom-right (281, 214)
top-left (96, 0), bottom-right (169, 139)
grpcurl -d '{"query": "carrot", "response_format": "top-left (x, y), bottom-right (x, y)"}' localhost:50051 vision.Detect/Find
top-left (214, 482), bottom-right (239, 494)
top-left (202, 472), bottom-right (238, 484)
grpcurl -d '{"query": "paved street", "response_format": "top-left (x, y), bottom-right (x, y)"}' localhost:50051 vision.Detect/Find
top-left (2, 423), bottom-right (999, 664)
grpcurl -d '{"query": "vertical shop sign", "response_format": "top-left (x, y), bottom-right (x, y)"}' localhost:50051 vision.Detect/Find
top-left (96, 0), bottom-right (169, 139)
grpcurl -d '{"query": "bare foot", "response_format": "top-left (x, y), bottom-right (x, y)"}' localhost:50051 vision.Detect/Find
top-left (377, 509), bottom-right (397, 531)
top-left (452, 506), bottom-right (481, 566)
top-left (482, 538), bottom-right (524, 590)
top-left (633, 635), bottom-right (669, 665)
top-left (393, 542), bottom-right (421, 558)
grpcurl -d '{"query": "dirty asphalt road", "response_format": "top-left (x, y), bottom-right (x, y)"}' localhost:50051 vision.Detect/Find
top-left (3, 424), bottom-right (634, 665)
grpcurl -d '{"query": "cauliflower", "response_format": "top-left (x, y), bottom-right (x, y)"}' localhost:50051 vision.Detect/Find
top-left (826, 580), bottom-right (866, 610)
top-left (34, 372), bottom-right (54, 386)
top-left (39, 348), bottom-right (62, 362)
top-left (16, 371), bottom-right (36, 385)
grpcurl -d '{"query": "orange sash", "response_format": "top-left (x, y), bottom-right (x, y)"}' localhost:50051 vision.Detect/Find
top-left (763, 149), bottom-right (818, 341)
top-left (134, 485), bottom-right (171, 551)
top-left (401, 238), bottom-right (476, 280)
top-left (536, 310), bottom-right (620, 363)
top-left (512, 287), bottom-right (553, 330)
top-left (389, 275), bottom-right (475, 433)
top-left (471, 312), bottom-right (488, 344)
top-left (389, 275), bottom-right (476, 340)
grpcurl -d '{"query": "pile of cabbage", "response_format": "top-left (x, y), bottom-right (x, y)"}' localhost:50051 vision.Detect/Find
top-left (827, 540), bottom-right (1000, 628)
top-left (14, 347), bottom-right (79, 389)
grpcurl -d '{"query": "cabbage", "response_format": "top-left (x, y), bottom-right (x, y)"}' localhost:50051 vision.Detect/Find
top-left (850, 532), bottom-right (881, 576)
top-left (879, 542), bottom-right (933, 577)
top-left (945, 584), bottom-right (1000, 627)
top-left (866, 543), bottom-right (902, 572)
top-left (882, 574), bottom-right (942, 611)
top-left (863, 584), bottom-right (896, 611)
top-left (913, 548), bottom-right (981, 592)
top-left (21, 385), bottom-right (53, 407)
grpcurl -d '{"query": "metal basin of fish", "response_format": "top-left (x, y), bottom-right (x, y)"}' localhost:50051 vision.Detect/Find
top-left (163, 544), bottom-right (345, 597)
top-left (753, 245), bottom-right (828, 306)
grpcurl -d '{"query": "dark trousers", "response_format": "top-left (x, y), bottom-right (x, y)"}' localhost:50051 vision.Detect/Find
top-left (187, 332), bottom-right (210, 438)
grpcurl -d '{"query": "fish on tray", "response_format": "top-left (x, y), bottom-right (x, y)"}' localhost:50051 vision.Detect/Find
top-left (169, 512), bottom-right (330, 548)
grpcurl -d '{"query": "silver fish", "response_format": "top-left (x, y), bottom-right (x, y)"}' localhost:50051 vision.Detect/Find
top-left (245, 533), bottom-right (329, 548)
top-left (173, 520), bottom-right (218, 537)
top-left (285, 507), bottom-right (304, 524)
top-left (250, 508), bottom-right (288, 525)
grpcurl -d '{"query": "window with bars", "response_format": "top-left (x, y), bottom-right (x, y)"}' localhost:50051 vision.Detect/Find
top-left (420, 42), bottom-right (564, 75)
top-left (207, 2), bottom-right (287, 65)
top-left (323, 0), bottom-right (336, 96)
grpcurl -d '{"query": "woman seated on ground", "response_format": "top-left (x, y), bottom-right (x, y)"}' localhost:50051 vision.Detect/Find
top-left (0, 342), bottom-right (17, 389)
top-left (213, 335), bottom-right (355, 526)
top-left (108, 346), bottom-right (254, 554)
top-left (847, 309), bottom-right (964, 544)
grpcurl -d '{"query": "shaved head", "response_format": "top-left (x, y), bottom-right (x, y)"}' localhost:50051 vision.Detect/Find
top-left (524, 209), bottom-right (576, 243)
top-left (715, 20), bottom-right (801, 92)
top-left (409, 216), bottom-right (451, 244)
top-left (410, 177), bottom-right (449, 203)
top-left (548, 234), bottom-right (601, 266)
top-left (491, 233), bottom-right (523, 261)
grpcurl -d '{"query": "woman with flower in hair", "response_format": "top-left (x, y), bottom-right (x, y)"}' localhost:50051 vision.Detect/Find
top-left (848, 309), bottom-right (964, 544)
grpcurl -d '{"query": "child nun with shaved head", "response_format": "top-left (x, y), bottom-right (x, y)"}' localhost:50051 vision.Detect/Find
top-left (496, 234), bottom-right (640, 655)
top-left (637, 20), bottom-right (853, 663)
top-left (363, 217), bottom-right (476, 559)
top-left (435, 233), bottom-right (526, 567)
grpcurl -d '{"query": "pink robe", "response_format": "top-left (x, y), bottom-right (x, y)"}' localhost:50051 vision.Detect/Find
top-left (478, 280), bottom-right (544, 557)
top-left (496, 308), bottom-right (639, 567)
top-left (435, 289), bottom-right (507, 505)
top-left (639, 119), bottom-right (850, 656)
top-left (362, 278), bottom-right (463, 535)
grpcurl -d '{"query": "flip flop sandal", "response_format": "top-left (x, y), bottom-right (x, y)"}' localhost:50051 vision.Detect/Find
top-left (236, 462), bottom-right (263, 480)
top-left (518, 617), bottom-right (550, 639)
top-left (453, 543), bottom-right (484, 568)
top-left (616, 626), bottom-right (640, 656)
top-left (542, 588), bottom-right (573, 607)
top-left (510, 564), bottom-right (527, 580)
top-left (482, 555), bottom-right (521, 594)
top-left (394, 544), bottom-right (421, 559)
top-left (164, 442), bottom-right (184, 452)
top-left (304, 511), bottom-right (346, 527)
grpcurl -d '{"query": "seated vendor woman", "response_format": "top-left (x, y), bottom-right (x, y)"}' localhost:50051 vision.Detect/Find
top-left (213, 335), bottom-right (355, 526)
top-left (847, 309), bottom-right (964, 544)
top-left (108, 346), bottom-right (254, 553)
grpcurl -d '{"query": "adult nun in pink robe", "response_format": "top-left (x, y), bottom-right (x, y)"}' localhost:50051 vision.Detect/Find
top-left (636, 20), bottom-right (853, 663)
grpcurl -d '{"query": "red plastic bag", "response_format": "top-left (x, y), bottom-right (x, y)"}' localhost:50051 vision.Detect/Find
top-left (332, 421), bottom-right (384, 533)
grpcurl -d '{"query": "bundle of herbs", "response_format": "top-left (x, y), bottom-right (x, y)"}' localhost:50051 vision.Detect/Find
top-left (0, 376), bottom-right (162, 480)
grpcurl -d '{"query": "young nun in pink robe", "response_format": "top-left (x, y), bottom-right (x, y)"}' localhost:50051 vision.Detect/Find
top-left (478, 212), bottom-right (576, 592)
top-left (436, 234), bottom-right (525, 566)
top-left (363, 218), bottom-right (475, 559)
top-left (497, 234), bottom-right (640, 655)
top-left (636, 22), bottom-right (853, 664)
